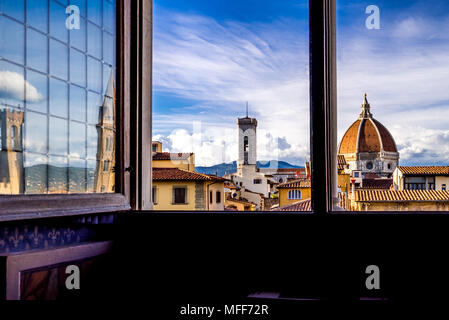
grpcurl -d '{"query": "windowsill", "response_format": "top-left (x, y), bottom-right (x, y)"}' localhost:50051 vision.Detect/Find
top-left (171, 203), bottom-right (189, 205)
top-left (0, 193), bottom-right (131, 222)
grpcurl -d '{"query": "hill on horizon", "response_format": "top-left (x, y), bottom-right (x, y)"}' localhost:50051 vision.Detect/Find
top-left (195, 160), bottom-right (303, 177)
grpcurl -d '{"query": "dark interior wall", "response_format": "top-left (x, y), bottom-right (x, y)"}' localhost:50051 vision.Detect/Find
top-left (104, 213), bottom-right (449, 304)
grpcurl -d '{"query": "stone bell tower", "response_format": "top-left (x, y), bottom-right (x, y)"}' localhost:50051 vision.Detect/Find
top-left (237, 102), bottom-right (257, 168)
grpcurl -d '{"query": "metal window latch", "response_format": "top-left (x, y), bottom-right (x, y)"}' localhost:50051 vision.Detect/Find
top-left (125, 166), bottom-right (134, 173)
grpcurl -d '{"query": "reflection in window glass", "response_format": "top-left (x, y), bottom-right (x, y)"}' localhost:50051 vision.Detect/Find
top-left (50, 0), bottom-right (69, 43)
top-left (50, 78), bottom-right (68, 118)
top-left (153, 0), bottom-right (310, 211)
top-left (0, 16), bottom-right (25, 65)
top-left (0, 0), bottom-right (116, 195)
top-left (26, 28), bottom-right (48, 73)
top-left (0, 0), bottom-right (25, 22)
top-left (50, 39), bottom-right (68, 80)
top-left (26, 0), bottom-right (48, 33)
top-left (337, 0), bottom-right (449, 212)
top-left (26, 70), bottom-right (48, 113)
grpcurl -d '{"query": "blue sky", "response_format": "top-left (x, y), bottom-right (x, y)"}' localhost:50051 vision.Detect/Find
top-left (153, 0), bottom-right (449, 167)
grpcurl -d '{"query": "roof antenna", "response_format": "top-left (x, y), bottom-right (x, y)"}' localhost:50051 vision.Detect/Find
top-left (246, 101), bottom-right (249, 118)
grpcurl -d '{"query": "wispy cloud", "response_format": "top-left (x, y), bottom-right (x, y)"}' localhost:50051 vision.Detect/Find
top-left (0, 71), bottom-right (43, 103)
top-left (153, 8), bottom-right (309, 166)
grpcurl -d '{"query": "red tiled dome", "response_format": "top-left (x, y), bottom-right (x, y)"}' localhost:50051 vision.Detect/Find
top-left (338, 95), bottom-right (397, 154)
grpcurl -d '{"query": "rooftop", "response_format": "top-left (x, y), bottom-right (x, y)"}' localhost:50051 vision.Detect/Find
top-left (396, 166), bottom-right (449, 176)
top-left (355, 189), bottom-right (449, 202)
top-left (153, 168), bottom-right (224, 181)
top-left (360, 179), bottom-right (393, 190)
top-left (152, 152), bottom-right (193, 161)
top-left (277, 179), bottom-right (311, 189)
top-left (271, 198), bottom-right (311, 212)
top-left (338, 155), bottom-right (347, 171)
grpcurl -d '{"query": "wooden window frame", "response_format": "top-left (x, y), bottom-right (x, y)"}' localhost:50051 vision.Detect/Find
top-left (0, 0), bottom-right (155, 221)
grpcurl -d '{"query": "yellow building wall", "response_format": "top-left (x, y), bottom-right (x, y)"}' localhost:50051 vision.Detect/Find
top-left (435, 176), bottom-right (449, 191)
top-left (353, 201), bottom-right (449, 211)
top-left (279, 187), bottom-right (311, 207)
top-left (153, 181), bottom-right (197, 210)
top-left (338, 173), bottom-right (350, 193)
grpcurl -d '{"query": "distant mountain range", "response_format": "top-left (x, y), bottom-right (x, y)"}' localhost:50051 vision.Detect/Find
top-left (195, 160), bottom-right (303, 177)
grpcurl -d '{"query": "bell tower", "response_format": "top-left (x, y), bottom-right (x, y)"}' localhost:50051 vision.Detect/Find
top-left (237, 102), bottom-right (257, 167)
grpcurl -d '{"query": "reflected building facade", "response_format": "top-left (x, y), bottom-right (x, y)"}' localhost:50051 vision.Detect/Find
top-left (0, 109), bottom-right (24, 194)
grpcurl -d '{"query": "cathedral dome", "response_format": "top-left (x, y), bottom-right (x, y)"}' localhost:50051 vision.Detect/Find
top-left (339, 94), bottom-right (397, 154)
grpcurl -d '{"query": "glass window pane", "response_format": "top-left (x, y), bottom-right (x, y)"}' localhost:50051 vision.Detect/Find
top-left (70, 0), bottom-right (86, 17)
top-left (50, 0), bottom-right (69, 43)
top-left (1, 0), bottom-right (25, 22)
top-left (87, 57), bottom-right (102, 93)
top-left (69, 16), bottom-right (87, 52)
top-left (24, 152), bottom-right (48, 194)
top-left (103, 0), bottom-right (115, 33)
top-left (69, 121), bottom-right (86, 158)
top-left (0, 61), bottom-right (25, 107)
top-left (0, 0), bottom-right (116, 195)
top-left (87, 91), bottom-right (101, 124)
top-left (103, 32), bottom-right (114, 65)
top-left (336, 0), bottom-right (449, 212)
top-left (48, 155), bottom-right (68, 193)
top-left (69, 157), bottom-right (86, 193)
top-left (25, 111), bottom-right (47, 154)
top-left (0, 16), bottom-right (25, 64)
top-left (49, 78), bottom-right (68, 117)
top-left (26, 28), bottom-right (48, 73)
top-left (26, 69), bottom-right (47, 113)
top-left (87, 0), bottom-right (102, 26)
top-left (70, 84), bottom-right (86, 121)
top-left (70, 48), bottom-right (86, 87)
top-left (87, 22), bottom-right (102, 59)
top-left (49, 116), bottom-right (68, 155)
top-left (50, 39), bottom-right (68, 80)
top-left (26, 0), bottom-right (48, 33)
top-left (87, 125), bottom-right (98, 159)
top-left (152, 0), bottom-right (310, 211)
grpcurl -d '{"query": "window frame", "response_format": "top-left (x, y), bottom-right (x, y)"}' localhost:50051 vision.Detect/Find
top-left (0, 0), bottom-right (148, 221)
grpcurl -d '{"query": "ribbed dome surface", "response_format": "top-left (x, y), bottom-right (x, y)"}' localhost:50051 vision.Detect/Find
top-left (339, 94), bottom-right (398, 154)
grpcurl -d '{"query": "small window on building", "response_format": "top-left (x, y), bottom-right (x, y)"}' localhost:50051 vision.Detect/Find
top-left (173, 187), bottom-right (187, 204)
top-left (216, 191), bottom-right (221, 203)
top-left (244, 136), bottom-right (249, 152)
top-left (152, 144), bottom-right (157, 152)
top-left (387, 163), bottom-right (391, 170)
top-left (366, 162), bottom-right (373, 170)
top-left (354, 172), bottom-right (359, 178)
top-left (253, 178), bottom-right (262, 184)
top-left (152, 187), bottom-right (157, 204)
top-left (210, 191), bottom-right (213, 203)
top-left (442, 184), bottom-right (447, 191)
top-left (288, 190), bottom-right (301, 200)
top-left (279, 178), bottom-right (283, 183)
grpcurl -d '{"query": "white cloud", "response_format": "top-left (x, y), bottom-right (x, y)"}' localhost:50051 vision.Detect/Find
top-left (153, 9), bottom-right (309, 166)
top-left (0, 71), bottom-right (43, 103)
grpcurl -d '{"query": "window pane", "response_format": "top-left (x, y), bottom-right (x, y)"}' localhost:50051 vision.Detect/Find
top-left (50, 0), bottom-right (69, 43)
top-left (336, 0), bottom-right (449, 212)
top-left (50, 39), bottom-right (68, 80)
top-left (152, 0), bottom-right (310, 212)
top-left (0, 0), bottom-right (116, 195)
top-left (1, 0), bottom-right (25, 22)
top-left (27, 0), bottom-right (48, 33)
top-left (0, 16), bottom-right (25, 64)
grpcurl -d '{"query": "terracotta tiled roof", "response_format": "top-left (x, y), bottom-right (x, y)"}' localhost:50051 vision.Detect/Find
top-left (355, 190), bottom-right (449, 202)
top-left (339, 118), bottom-right (397, 154)
top-left (397, 166), bottom-right (449, 176)
top-left (226, 196), bottom-right (257, 206)
top-left (153, 168), bottom-right (223, 181)
top-left (271, 199), bottom-right (311, 211)
top-left (360, 179), bottom-right (392, 190)
top-left (153, 152), bottom-right (193, 160)
top-left (338, 155), bottom-right (347, 171)
top-left (277, 179), bottom-right (311, 189)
